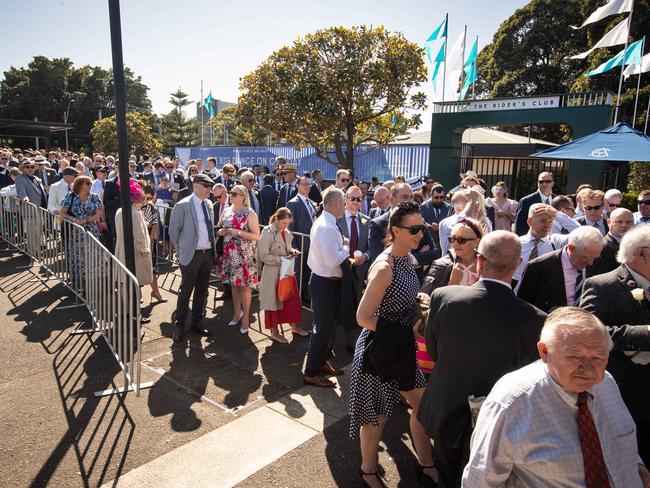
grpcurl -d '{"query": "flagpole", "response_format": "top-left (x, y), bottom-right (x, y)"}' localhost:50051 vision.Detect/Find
top-left (441, 13), bottom-right (448, 103)
top-left (471, 36), bottom-right (478, 100)
top-left (459, 25), bottom-right (467, 101)
top-left (200, 80), bottom-right (205, 147)
top-left (614, 1), bottom-right (635, 123)
top-left (632, 36), bottom-right (645, 127)
top-left (645, 96), bottom-right (650, 134)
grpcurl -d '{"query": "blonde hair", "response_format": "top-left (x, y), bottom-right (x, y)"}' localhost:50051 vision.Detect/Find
top-left (232, 184), bottom-right (250, 208)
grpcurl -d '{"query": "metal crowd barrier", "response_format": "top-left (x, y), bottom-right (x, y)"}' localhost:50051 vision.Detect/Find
top-left (289, 231), bottom-right (313, 313)
top-left (0, 195), bottom-right (151, 397)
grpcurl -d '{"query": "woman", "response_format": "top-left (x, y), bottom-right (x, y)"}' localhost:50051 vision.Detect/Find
top-left (217, 184), bottom-right (260, 334)
top-left (155, 174), bottom-right (176, 257)
top-left (350, 202), bottom-right (437, 488)
top-left (59, 175), bottom-right (104, 286)
top-left (417, 218), bottom-right (485, 375)
top-left (258, 207), bottom-right (307, 342)
top-left (486, 181), bottom-right (517, 231)
top-left (114, 180), bottom-right (154, 315)
top-left (185, 164), bottom-right (199, 191)
top-left (141, 185), bottom-right (166, 302)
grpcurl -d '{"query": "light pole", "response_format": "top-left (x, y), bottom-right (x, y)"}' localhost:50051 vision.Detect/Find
top-left (63, 98), bottom-right (74, 152)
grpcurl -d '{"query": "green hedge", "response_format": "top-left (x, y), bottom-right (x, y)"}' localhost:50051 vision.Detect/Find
top-left (621, 192), bottom-right (639, 211)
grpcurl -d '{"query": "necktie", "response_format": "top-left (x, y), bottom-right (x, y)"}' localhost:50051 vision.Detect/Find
top-left (577, 392), bottom-right (611, 488)
top-left (200, 201), bottom-right (214, 244)
top-left (349, 215), bottom-right (358, 256)
top-left (303, 198), bottom-right (314, 220)
top-left (574, 270), bottom-right (584, 304)
top-left (529, 238), bottom-right (541, 261)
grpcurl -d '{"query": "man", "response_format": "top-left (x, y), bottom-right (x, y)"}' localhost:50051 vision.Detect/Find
top-left (47, 167), bottom-right (78, 215)
top-left (368, 186), bottom-right (390, 218)
top-left (367, 183), bottom-right (439, 268)
top-left (34, 155), bottom-right (56, 192)
top-left (168, 174), bottom-right (216, 343)
top-left (102, 163), bottom-right (122, 253)
top-left (573, 186), bottom-right (593, 219)
top-left (90, 166), bottom-right (109, 199)
top-left (337, 185), bottom-right (370, 351)
top-left (357, 181), bottom-right (371, 215)
top-left (206, 157), bottom-right (219, 179)
top-left (513, 203), bottom-right (561, 286)
top-left (581, 225), bottom-right (650, 465)
top-left (550, 195), bottom-right (580, 235)
top-left (310, 168), bottom-right (324, 204)
top-left (286, 176), bottom-right (317, 302)
top-left (463, 307), bottom-right (650, 487)
top-left (276, 162), bottom-right (298, 208)
top-left (15, 160), bottom-right (47, 208)
top-left (517, 226), bottom-right (605, 313)
top-left (514, 171), bottom-right (555, 235)
top-left (421, 184), bottom-right (452, 250)
top-left (240, 170), bottom-right (262, 217)
top-left (251, 163), bottom-right (264, 189)
top-left (259, 174), bottom-right (279, 225)
top-left (604, 188), bottom-right (623, 217)
top-left (303, 187), bottom-right (362, 387)
top-left (419, 231), bottom-right (546, 488)
top-left (587, 207), bottom-right (634, 277)
top-left (48, 151), bottom-right (59, 172)
top-left (212, 183), bottom-right (228, 224)
top-left (634, 189), bottom-right (650, 225)
top-left (139, 162), bottom-right (155, 186)
top-left (335, 169), bottom-right (351, 190)
top-left (273, 163), bottom-right (284, 192)
top-left (575, 189), bottom-right (609, 236)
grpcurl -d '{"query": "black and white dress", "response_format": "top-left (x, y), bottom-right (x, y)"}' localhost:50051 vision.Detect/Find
top-left (349, 253), bottom-right (426, 439)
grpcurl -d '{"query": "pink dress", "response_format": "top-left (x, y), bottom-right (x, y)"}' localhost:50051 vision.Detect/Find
top-left (218, 207), bottom-right (258, 287)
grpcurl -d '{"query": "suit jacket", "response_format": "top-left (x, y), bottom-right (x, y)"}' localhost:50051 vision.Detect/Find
top-left (286, 195), bottom-right (314, 254)
top-left (575, 215), bottom-right (609, 236)
top-left (214, 175), bottom-right (235, 192)
top-left (169, 195), bottom-right (215, 266)
top-left (420, 200), bottom-right (453, 248)
top-left (418, 280), bottom-right (546, 448)
top-left (246, 187), bottom-right (262, 217)
top-left (36, 168), bottom-right (57, 188)
top-left (587, 233), bottom-right (619, 278)
top-left (580, 265), bottom-right (650, 422)
top-left (15, 173), bottom-right (46, 207)
top-left (102, 178), bottom-right (122, 238)
top-left (139, 172), bottom-right (155, 186)
top-left (277, 182), bottom-right (298, 209)
top-left (517, 248), bottom-right (568, 313)
top-left (369, 206), bottom-right (388, 219)
top-left (308, 182), bottom-right (322, 205)
top-left (337, 212), bottom-right (370, 284)
top-left (514, 191), bottom-right (554, 236)
top-left (259, 185), bottom-right (279, 225)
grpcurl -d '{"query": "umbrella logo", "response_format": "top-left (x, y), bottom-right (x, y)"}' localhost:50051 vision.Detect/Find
top-left (590, 147), bottom-right (610, 157)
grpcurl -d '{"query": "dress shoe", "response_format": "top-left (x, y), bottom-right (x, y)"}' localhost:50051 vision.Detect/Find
top-left (303, 374), bottom-right (336, 388)
top-left (191, 326), bottom-right (211, 337)
top-left (320, 361), bottom-right (344, 376)
top-left (239, 327), bottom-right (249, 335)
top-left (228, 311), bottom-right (244, 327)
top-left (172, 327), bottom-right (184, 343)
top-left (290, 327), bottom-right (309, 337)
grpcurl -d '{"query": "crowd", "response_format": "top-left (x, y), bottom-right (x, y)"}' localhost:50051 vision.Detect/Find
top-left (2, 145), bottom-right (650, 487)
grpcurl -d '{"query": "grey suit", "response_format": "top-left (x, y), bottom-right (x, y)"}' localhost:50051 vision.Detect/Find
top-left (15, 173), bottom-right (46, 207)
top-left (169, 195), bottom-right (215, 266)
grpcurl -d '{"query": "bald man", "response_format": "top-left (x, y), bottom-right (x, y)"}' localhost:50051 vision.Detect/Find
top-left (514, 171), bottom-right (555, 235)
top-left (587, 207), bottom-right (635, 277)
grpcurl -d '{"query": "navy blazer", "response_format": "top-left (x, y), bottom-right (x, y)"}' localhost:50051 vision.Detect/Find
top-left (575, 215), bottom-right (609, 235)
top-left (514, 191), bottom-right (554, 236)
top-left (277, 182), bottom-right (298, 209)
top-left (259, 185), bottom-right (279, 225)
top-left (516, 248), bottom-right (568, 313)
top-left (286, 195), bottom-right (314, 252)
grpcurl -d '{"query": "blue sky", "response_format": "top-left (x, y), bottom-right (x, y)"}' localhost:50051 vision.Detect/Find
top-left (3, 0), bottom-right (529, 129)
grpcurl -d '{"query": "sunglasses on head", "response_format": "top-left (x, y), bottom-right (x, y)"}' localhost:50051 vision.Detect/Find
top-left (584, 204), bottom-right (603, 211)
top-left (448, 235), bottom-right (477, 245)
top-left (396, 224), bottom-right (426, 235)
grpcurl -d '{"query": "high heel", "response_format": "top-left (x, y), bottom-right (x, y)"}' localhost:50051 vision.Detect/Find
top-left (414, 464), bottom-right (438, 487)
top-left (359, 469), bottom-right (387, 488)
top-left (228, 311), bottom-right (244, 327)
top-left (151, 292), bottom-right (167, 303)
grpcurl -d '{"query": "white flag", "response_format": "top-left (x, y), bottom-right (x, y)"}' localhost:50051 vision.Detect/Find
top-left (569, 18), bottom-right (629, 59)
top-left (446, 31), bottom-right (466, 97)
top-left (572, 0), bottom-right (633, 29)
top-left (623, 52), bottom-right (650, 79)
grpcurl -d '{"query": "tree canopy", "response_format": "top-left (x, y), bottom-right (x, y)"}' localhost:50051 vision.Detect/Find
top-left (91, 112), bottom-right (161, 156)
top-left (160, 88), bottom-right (198, 153)
top-left (238, 25), bottom-right (427, 170)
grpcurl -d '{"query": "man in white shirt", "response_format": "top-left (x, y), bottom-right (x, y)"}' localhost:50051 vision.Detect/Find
top-left (463, 307), bottom-right (650, 488)
top-left (551, 195), bottom-right (580, 235)
top-left (90, 166), bottom-right (108, 199)
top-left (47, 167), bottom-right (78, 215)
top-left (513, 203), bottom-right (559, 285)
top-left (634, 190), bottom-right (650, 225)
top-left (303, 187), bottom-right (363, 388)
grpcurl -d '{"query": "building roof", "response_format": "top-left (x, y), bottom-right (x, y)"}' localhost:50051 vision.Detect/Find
top-left (390, 127), bottom-right (558, 146)
top-left (0, 118), bottom-right (73, 137)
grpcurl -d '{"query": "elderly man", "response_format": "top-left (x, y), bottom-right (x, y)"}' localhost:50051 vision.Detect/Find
top-left (240, 170), bottom-right (262, 217)
top-left (419, 231), bottom-right (546, 488)
top-left (276, 162), bottom-right (298, 208)
top-left (517, 227), bottom-right (605, 313)
top-left (514, 171), bottom-right (555, 235)
top-left (463, 307), bottom-right (650, 487)
top-left (47, 167), bottom-right (78, 215)
top-left (588, 207), bottom-right (635, 277)
top-left (576, 189), bottom-right (609, 236)
top-left (634, 190), bottom-right (650, 225)
top-left (303, 187), bottom-right (363, 388)
top-left (15, 159), bottom-right (47, 208)
top-left (369, 186), bottom-right (390, 218)
top-left (604, 188), bottom-right (623, 217)
top-left (581, 225), bottom-right (650, 465)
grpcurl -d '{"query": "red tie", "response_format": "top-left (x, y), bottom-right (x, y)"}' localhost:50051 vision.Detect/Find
top-left (349, 215), bottom-right (358, 256)
top-left (577, 392), bottom-right (611, 488)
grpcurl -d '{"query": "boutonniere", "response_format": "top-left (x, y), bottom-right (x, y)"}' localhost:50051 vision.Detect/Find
top-left (360, 218), bottom-right (367, 225)
top-left (627, 280), bottom-right (645, 302)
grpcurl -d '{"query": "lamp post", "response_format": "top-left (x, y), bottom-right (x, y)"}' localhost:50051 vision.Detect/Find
top-left (63, 98), bottom-right (74, 152)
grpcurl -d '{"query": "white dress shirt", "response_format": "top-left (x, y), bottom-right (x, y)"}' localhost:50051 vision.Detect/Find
top-left (307, 210), bottom-right (349, 278)
top-left (537, 189), bottom-right (553, 205)
top-left (47, 179), bottom-right (71, 214)
top-left (463, 360), bottom-right (642, 488)
top-left (561, 247), bottom-right (582, 306)
top-left (552, 211), bottom-right (581, 235)
top-left (90, 178), bottom-right (105, 199)
top-left (513, 232), bottom-right (557, 283)
top-left (297, 193), bottom-right (315, 220)
top-left (191, 194), bottom-right (212, 250)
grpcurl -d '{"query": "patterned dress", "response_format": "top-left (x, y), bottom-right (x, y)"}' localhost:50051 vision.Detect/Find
top-left (349, 253), bottom-right (426, 439)
top-left (218, 207), bottom-right (258, 287)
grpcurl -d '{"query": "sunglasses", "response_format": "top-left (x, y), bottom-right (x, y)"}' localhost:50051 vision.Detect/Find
top-left (190, 170), bottom-right (198, 174)
top-left (230, 191), bottom-right (243, 197)
top-left (396, 224), bottom-right (426, 235)
top-left (448, 236), bottom-right (477, 245)
top-left (23, 165), bottom-right (34, 169)
top-left (198, 183), bottom-right (212, 189)
top-left (432, 195), bottom-right (445, 200)
top-left (340, 178), bottom-right (351, 183)
top-left (639, 200), bottom-right (650, 206)
top-left (584, 205), bottom-right (603, 211)
top-left (538, 180), bottom-right (553, 184)
top-left (608, 203), bottom-right (619, 208)
top-left (348, 196), bottom-right (363, 202)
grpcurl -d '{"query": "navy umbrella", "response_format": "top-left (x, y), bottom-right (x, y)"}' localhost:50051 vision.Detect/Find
top-left (531, 122), bottom-right (650, 161)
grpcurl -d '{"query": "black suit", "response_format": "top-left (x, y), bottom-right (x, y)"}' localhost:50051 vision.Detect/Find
top-left (420, 200), bottom-right (453, 249)
top-left (259, 185), bottom-right (279, 225)
top-left (369, 206), bottom-right (389, 220)
top-left (102, 178), bottom-right (121, 253)
top-left (308, 182), bottom-right (322, 205)
top-left (517, 248), bottom-right (573, 313)
top-left (246, 187), bottom-right (262, 218)
top-left (587, 233), bottom-right (619, 278)
top-left (139, 172), bottom-right (155, 186)
top-left (419, 280), bottom-right (546, 487)
top-left (575, 215), bottom-right (609, 236)
top-left (215, 175), bottom-right (235, 192)
top-left (277, 182), bottom-right (298, 209)
top-left (580, 265), bottom-right (650, 464)
top-left (514, 191), bottom-right (554, 235)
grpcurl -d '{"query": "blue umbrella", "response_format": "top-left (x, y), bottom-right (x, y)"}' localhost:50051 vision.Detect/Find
top-left (531, 122), bottom-right (650, 162)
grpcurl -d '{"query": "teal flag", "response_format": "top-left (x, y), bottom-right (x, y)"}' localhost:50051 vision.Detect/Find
top-left (460, 62), bottom-right (477, 100)
top-left (585, 38), bottom-right (644, 77)
top-left (425, 17), bottom-right (447, 43)
top-left (203, 91), bottom-right (216, 119)
top-left (464, 38), bottom-right (478, 68)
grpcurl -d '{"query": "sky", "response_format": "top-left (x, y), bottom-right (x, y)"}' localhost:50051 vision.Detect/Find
top-left (2, 0), bottom-right (530, 131)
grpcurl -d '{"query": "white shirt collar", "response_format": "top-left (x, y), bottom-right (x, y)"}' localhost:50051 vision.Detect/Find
top-left (297, 193), bottom-right (310, 203)
top-left (479, 277), bottom-right (512, 289)
top-left (345, 209), bottom-right (358, 219)
top-left (537, 189), bottom-right (552, 202)
top-left (191, 193), bottom-right (207, 204)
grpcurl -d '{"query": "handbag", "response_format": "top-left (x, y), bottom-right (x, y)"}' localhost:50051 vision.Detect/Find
top-left (215, 226), bottom-right (224, 257)
top-left (277, 256), bottom-right (295, 302)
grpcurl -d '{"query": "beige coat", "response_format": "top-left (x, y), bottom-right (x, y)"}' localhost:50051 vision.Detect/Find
top-left (115, 206), bottom-right (154, 287)
top-left (258, 223), bottom-right (293, 311)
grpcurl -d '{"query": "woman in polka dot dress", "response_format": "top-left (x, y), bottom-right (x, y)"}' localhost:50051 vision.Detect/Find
top-left (350, 202), bottom-right (438, 487)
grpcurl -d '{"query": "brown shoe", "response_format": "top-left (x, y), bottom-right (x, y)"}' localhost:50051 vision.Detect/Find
top-left (303, 374), bottom-right (336, 388)
top-left (320, 361), bottom-right (344, 376)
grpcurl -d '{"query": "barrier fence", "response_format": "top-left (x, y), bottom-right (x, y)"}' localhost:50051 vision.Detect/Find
top-left (0, 195), bottom-right (151, 397)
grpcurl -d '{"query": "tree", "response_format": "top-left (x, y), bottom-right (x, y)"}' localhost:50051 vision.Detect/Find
top-left (91, 112), bottom-right (162, 156)
top-left (238, 25), bottom-right (427, 170)
top-left (160, 88), bottom-right (198, 154)
top-left (206, 106), bottom-right (277, 146)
